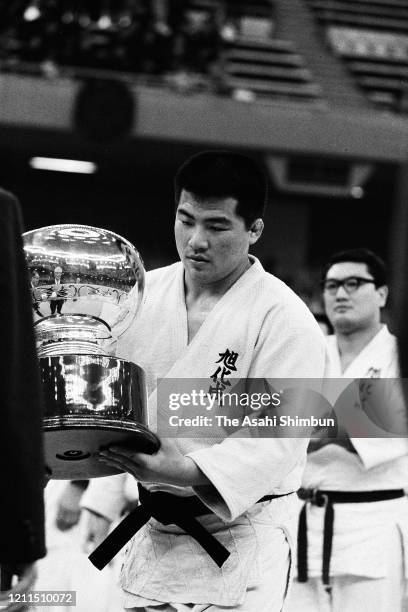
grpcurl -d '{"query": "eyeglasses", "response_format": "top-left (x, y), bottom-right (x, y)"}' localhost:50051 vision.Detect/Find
top-left (322, 276), bottom-right (376, 295)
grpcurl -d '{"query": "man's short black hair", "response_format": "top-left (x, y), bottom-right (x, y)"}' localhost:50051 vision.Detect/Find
top-left (323, 248), bottom-right (388, 287)
top-left (174, 150), bottom-right (268, 228)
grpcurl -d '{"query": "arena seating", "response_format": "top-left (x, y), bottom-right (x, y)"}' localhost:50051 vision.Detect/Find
top-left (0, 0), bottom-right (324, 106)
top-left (306, 0), bottom-right (408, 35)
top-left (1, 0), bottom-right (407, 111)
top-left (221, 37), bottom-right (321, 102)
top-left (305, 0), bottom-right (408, 111)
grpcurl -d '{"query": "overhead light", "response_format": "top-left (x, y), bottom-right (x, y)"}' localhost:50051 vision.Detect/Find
top-left (29, 157), bottom-right (97, 174)
top-left (24, 2), bottom-right (41, 21)
top-left (97, 14), bottom-right (113, 29)
top-left (351, 186), bottom-right (364, 199)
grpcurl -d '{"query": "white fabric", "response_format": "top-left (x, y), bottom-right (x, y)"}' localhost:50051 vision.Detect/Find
top-left (286, 526), bottom-right (408, 611)
top-left (83, 256), bottom-right (327, 607)
top-left (124, 520), bottom-right (290, 612)
top-left (299, 325), bottom-right (408, 580)
top-left (119, 257), bottom-right (326, 508)
top-left (81, 474), bottom-right (137, 522)
top-left (34, 481), bottom-right (123, 612)
top-left (122, 498), bottom-right (295, 610)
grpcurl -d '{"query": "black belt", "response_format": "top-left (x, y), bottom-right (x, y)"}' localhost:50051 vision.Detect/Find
top-left (89, 484), bottom-right (293, 570)
top-left (297, 488), bottom-right (405, 587)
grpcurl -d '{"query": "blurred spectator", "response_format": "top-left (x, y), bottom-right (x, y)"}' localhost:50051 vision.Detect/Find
top-left (34, 479), bottom-right (122, 612)
top-left (177, 4), bottom-right (221, 75)
top-left (0, 0), bottom-right (221, 78)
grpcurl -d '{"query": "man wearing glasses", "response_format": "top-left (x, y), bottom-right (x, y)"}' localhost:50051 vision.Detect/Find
top-left (287, 248), bottom-right (408, 611)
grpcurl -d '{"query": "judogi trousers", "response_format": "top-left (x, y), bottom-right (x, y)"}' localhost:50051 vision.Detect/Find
top-left (285, 527), bottom-right (408, 611)
top-left (125, 579), bottom-right (288, 612)
top-left (124, 527), bottom-right (291, 612)
top-left (125, 569), bottom-right (290, 612)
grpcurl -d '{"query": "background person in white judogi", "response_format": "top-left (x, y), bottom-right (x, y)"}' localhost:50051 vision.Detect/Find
top-left (33, 479), bottom-right (123, 612)
top-left (286, 248), bottom-right (408, 612)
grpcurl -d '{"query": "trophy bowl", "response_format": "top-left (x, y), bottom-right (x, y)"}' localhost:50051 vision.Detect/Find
top-left (23, 224), bottom-right (160, 479)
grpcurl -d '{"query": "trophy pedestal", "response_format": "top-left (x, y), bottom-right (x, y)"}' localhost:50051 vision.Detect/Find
top-left (39, 354), bottom-right (159, 479)
top-left (44, 422), bottom-right (159, 479)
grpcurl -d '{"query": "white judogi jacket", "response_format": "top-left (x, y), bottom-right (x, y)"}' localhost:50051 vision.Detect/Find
top-left (83, 256), bottom-right (327, 606)
top-left (302, 325), bottom-right (408, 579)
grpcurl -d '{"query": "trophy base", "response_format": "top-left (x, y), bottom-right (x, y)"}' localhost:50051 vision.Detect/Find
top-left (44, 420), bottom-right (160, 479)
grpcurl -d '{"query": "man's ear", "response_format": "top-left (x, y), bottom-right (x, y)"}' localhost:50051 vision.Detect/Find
top-left (377, 285), bottom-right (388, 307)
top-left (248, 218), bottom-right (264, 245)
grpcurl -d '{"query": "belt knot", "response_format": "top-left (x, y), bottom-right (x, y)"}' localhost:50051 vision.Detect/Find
top-left (298, 487), bottom-right (328, 508)
top-left (138, 487), bottom-right (184, 525)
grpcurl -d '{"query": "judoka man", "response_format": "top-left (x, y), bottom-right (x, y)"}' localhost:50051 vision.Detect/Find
top-left (287, 248), bottom-right (408, 612)
top-left (81, 151), bottom-right (327, 611)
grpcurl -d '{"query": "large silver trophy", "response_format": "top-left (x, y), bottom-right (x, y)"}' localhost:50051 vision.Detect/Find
top-left (23, 224), bottom-right (159, 479)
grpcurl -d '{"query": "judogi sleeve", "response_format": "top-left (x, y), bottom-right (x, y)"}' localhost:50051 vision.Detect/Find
top-left (350, 438), bottom-right (408, 470)
top-left (80, 473), bottom-right (128, 522)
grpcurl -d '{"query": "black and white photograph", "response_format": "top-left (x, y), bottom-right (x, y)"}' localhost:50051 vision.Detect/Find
top-left (1, 1), bottom-right (408, 611)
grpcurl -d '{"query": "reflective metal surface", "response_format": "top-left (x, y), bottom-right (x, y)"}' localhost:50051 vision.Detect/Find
top-left (24, 224), bottom-right (145, 355)
top-left (22, 225), bottom-right (160, 479)
top-left (40, 355), bottom-right (158, 479)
